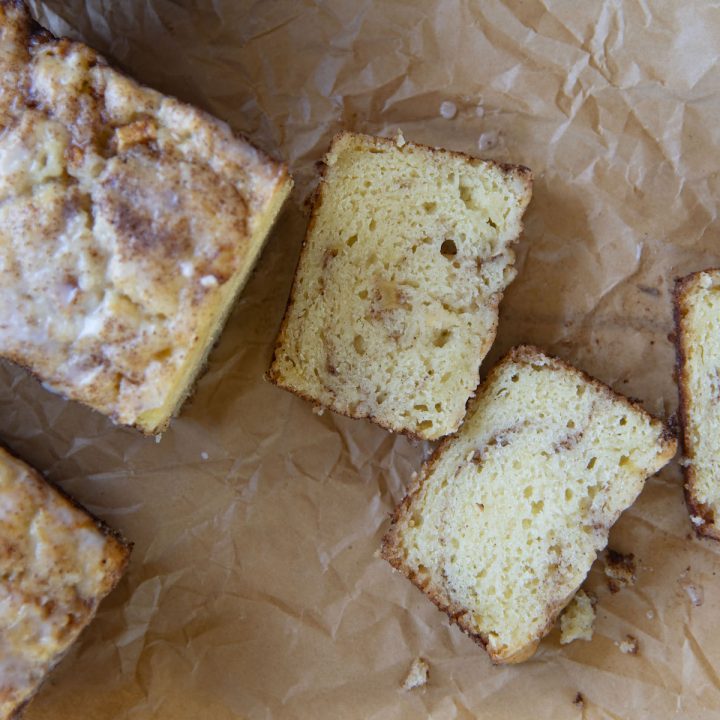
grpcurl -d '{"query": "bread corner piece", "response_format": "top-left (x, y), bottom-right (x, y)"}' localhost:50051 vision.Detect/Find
top-left (0, 445), bottom-right (130, 718)
top-left (381, 346), bottom-right (676, 663)
top-left (0, 2), bottom-right (292, 434)
top-left (675, 268), bottom-right (720, 540)
top-left (268, 131), bottom-right (531, 440)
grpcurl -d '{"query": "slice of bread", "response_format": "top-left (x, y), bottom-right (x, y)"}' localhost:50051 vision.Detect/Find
top-left (0, 2), bottom-right (291, 434)
top-left (674, 268), bottom-right (720, 539)
top-left (381, 346), bottom-right (676, 663)
top-left (0, 445), bottom-right (130, 718)
top-left (268, 131), bottom-right (532, 440)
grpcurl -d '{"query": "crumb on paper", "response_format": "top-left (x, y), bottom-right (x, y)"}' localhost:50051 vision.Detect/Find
top-left (604, 549), bottom-right (636, 593)
top-left (394, 129), bottom-right (406, 148)
top-left (439, 100), bottom-right (457, 119)
top-left (573, 692), bottom-right (584, 707)
top-left (154, 434), bottom-right (162, 444)
top-left (646, 610), bottom-right (655, 620)
top-left (560, 589), bottom-right (596, 644)
top-left (690, 514), bottom-right (704, 526)
top-left (311, 405), bottom-right (325, 416)
top-left (679, 457), bottom-right (691, 468)
top-left (616, 635), bottom-right (639, 655)
top-left (475, 104), bottom-right (485, 118)
top-left (402, 657), bottom-right (429, 690)
top-left (478, 131), bottom-right (500, 151)
top-left (200, 451), bottom-right (209, 461)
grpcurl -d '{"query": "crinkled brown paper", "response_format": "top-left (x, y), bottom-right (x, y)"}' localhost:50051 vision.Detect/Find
top-left (4, 2), bottom-right (720, 718)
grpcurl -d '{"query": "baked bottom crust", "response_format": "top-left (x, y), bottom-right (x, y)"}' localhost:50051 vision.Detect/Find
top-left (0, 1), bottom-right (291, 432)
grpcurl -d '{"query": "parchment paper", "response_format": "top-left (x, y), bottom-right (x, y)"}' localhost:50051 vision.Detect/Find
top-left (4, 1), bottom-right (720, 718)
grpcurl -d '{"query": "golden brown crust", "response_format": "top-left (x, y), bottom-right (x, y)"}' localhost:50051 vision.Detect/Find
top-left (0, 2), bottom-right (291, 434)
top-left (381, 344), bottom-right (676, 663)
top-left (673, 269), bottom-right (720, 541)
top-left (267, 131), bottom-right (532, 440)
top-left (0, 443), bottom-right (131, 718)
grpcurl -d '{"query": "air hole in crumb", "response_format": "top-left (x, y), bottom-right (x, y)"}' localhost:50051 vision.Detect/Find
top-left (522, 518), bottom-right (531, 529)
top-left (416, 420), bottom-right (433, 432)
top-left (358, 289), bottom-right (368, 299)
top-left (452, 260), bottom-right (461, 269)
top-left (423, 201), bottom-right (437, 213)
top-left (620, 416), bottom-right (627, 426)
top-left (433, 329), bottom-right (452, 347)
top-left (511, 374), bottom-right (519, 383)
top-left (153, 348), bottom-right (172, 361)
top-left (531, 500), bottom-right (544, 515)
top-left (369, 219), bottom-right (377, 231)
top-left (435, 402), bottom-right (442, 412)
top-left (587, 457), bottom-right (597, 470)
top-left (376, 392), bottom-right (387, 404)
top-left (576, 385), bottom-right (586, 397)
top-left (459, 184), bottom-right (474, 209)
top-left (414, 403), bottom-right (428, 411)
top-left (523, 486), bottom-right (533, 498)
top-left (619, 455), bottom-right (630, 467)
top-left (565, 488), bottom-right (573, 501)
top-left (353, 335), bottom-right (366, 355)
top-left (567, 420), bottom-right (575, 429)
top-left (441, 239), bottom-right (458, 258)
top-left (346, 234), bottom-right (358, 247)
top-left (421, 236), bottom-right (433, 245)
top-left (487, 217), bottom-right (498, 229)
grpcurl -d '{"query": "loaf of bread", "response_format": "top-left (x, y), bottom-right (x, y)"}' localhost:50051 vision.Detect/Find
top-left (381, 346), bottom-right (676, 663)
top-left (675, 269), bottom-right (720, 539)
top-left (0, 445), bottom-right (130, 719)
top-left (268, 131), bottom-right (531, 440)
top-left (0, 1), bottom-right (292, 433)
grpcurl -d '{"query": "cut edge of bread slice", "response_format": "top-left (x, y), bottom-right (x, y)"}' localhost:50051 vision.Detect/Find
top-left (139, 171), bottom-right (292, 435)
top-left (674, 268), bottom-right (720, 540)
top-left (267, 130), bottom-right (532, 441)
top-left (381, 345), bottom-right (676, 663)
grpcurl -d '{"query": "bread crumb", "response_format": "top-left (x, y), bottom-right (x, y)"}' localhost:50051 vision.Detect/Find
top-left (616, 635), bottom-right (639, 655)
top-left (604, 549), bottom-right (636, 593)
top-left (690, 515), bottom-right (704, 526)
top-left (402, 657), bottom-right (429, 690)
top-left (646, 610), bottom-right (654, 620)
top-left (560, 590), bottom-right (596, 644)
top-left (311, 405), bottom-right (325, 416)
top-left (394, 129), bottom-right (406, 148)
top-left (200, 451), bottom-right (209, 461)
top-left (154, 434), bottom-right (162, 444)
top-left (475, 104), bottom-right (485, 118)
top-left (439, 101), bottom-right (457, 119)
top-left (478, 131), bottom-right (499, 151)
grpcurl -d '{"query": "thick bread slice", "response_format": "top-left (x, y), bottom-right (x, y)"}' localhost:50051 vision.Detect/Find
top-left (674, 268), bottom-right (720, 539)
top-left (0, 445), bottom-right (131, 719)
top-left (268, 131), bottom-right (531, 440)
top-left (0, 2), bottom-right (291, 434)
top-left (381, 346), bottom-right (676, 663)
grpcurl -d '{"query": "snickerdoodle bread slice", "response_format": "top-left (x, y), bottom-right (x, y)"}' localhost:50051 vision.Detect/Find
top-left (0, 2), bottom-right (291, 434)
top-left (0, 445), bottom-right (130, 719)
top-left (381, 346), bottom-right (676, 663)
top-left (675, 268), bottom-right (720, 539)
top-left (268, 131), bottom-right (531, 440)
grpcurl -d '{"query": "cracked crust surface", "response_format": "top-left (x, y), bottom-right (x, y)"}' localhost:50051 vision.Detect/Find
top-left (0, 444), bottom-right (130, 719)
top-left (674, 268), bottom-right (720, 540)
top-left (381, 345), bottom-right (676, 663)
top-left (0, 1), bottom-right (291, 432)
top-left (267, 131), bottom-right (532, 440)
